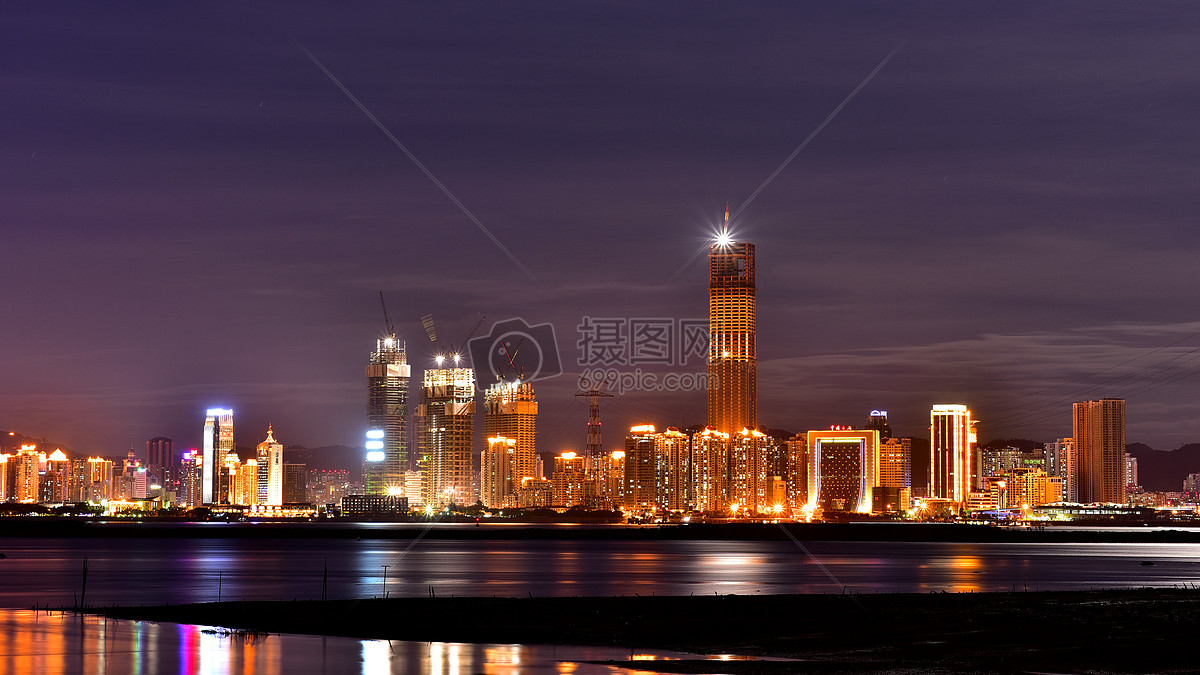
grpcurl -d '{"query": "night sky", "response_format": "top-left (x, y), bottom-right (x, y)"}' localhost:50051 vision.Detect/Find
top-left (5, 3), bottom-right (1200, 457)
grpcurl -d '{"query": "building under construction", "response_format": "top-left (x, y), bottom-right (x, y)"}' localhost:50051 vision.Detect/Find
top-left (365, 335), bottom-right (410, 495)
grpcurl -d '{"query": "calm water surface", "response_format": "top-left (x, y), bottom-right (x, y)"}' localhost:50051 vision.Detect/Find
top-left (0, 609), bottom-right (737, 675)
top-left (1, 536), bottom-right (1198, 608)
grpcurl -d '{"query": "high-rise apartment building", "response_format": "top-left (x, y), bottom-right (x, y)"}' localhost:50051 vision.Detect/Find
top-left (1073, 399), bottom-right (1125, 503)
top-left (878, 437), bottom-right (912, 489)
top-left (40, 449), bottom-right (70, 503)
top-left (600, 449), bottom-right (626, 509)
top-left (1124, 452), bottom-right (1139, 497)
top-left (481, 436), bottom-right (518, 508)
top-left (1044, 438), bottom-right (1077, 502)
top-left (691, 428), bottom-right (729, 513)
top-left (654, 427), bottom-right (690, 512)
top-left (624, 425), bottom-right (657, 511)
top-left (551, 451), bottom-right (586, 507)
top-left (365, 335), bottom-right (411, 495)
top-left (483, 380), bottom-right (537, 493)
top-left (202, 408), bottom-right (234, 505)
top-left (708, 208), bottom-right (756, 436)
top-left (929, 405), bottom-right (976, 508)
top-left (417, 364), bottom-right (475, 508)
top-left (729, 429), bottom-right (771, 515)
top-left (86, 457), bottom-right (114, 502)
top-left (180, 450), bottom-right (201, 508)
top-left (13, 446), bottom-right (40, 503)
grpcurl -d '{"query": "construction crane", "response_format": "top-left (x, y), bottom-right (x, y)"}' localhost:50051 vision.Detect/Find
top-left (379, 291), bottom-right (396, 339)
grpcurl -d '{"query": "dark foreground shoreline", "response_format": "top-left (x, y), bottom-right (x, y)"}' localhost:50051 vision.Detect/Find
top-left (7, 518), bottom-right (1200, 543)
top-left (92, 588), bottom-right (1200, 673)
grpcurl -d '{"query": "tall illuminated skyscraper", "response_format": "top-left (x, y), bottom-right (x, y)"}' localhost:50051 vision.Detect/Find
top-left (365, 335), bottom-right (411, 495)
top-left (1073, 398), bottom-right (1125, 503)
top-left (929, 404), bottom-right (976, 509)
top-left (417, 360), bottom-right (475, 507)
top-left (202, 408), bottom-right (234, 505)
top-left (483, 380), bottom-right (537, 489)
top-left (708, 206), bottom-right (756, 436)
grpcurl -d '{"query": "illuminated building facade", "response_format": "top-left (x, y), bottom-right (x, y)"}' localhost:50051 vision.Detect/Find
top-left (146, 437), bottom-right (174, 492)
top-left (417, 365), bottom-right (476, 507)
top-left (729, 429), bottom-right (770, 515)
top-left (87, 457), bottom-right (114, 502)
top-left (41, 449), bottom-right (70, 503)
top-left (551, 452), bottom-right (586, 506)
top-left (600, 449), bottom-right (626, 509)
top-left (865, 410), bottom-right (892, 441)
top-left (0, 454), bottom-right (9, 501)
top-left (365, 335), bottom-right (411, 495)
top-left (708, 223), bottom-right (756, 437)
top-left (878, 437), bottom-right (911, 489)
top-left (202, 408), bottom-right (234, 505)
top-left (13, 446), bottom-right (39, 503)
top-left (1044, 438), bottom-right (1077, 502)
top-left (929, 405), bottom-right (976, 508)
top-left (691, 428), bottom-right (729, 513)
top-left (483, 380), bottom-right (537, 497)
top-left (256, 427), bottom-right (284, 506)
top-left (654, 428), bottom-right (690, 512)
top-left (785, 435), bottom-right (807, 512)
top-left (624, 426), bottom-right (657, 510)
top-left (282, 463), bottom-right (307, 503)
top-left (806, 429), bottom-right (879, 513)
top-left (875, 437), bottom-right (912, 512)
top-left (518, 477), bottom-right (553, 507)
top-left (1124, 452), bottom-right (1139, 497)
top-left (481, 436), bottom-right (518, 508)
top-left (256, 426), bottom-right (282, 503)
top-left (67, 458), bottom-right (88, 502)
top-left (179, 450), bottom-right (201, 508)
top-left (1073, 398), bottom-right (1125, 503)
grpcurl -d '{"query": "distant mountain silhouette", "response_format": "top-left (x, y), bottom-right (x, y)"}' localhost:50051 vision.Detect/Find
top-left (1127, 443), bottom-right (1200, 492)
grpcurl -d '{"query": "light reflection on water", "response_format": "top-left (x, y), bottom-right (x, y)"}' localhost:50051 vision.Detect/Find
top-left (0, 610), bottom-right (717, 675)
top-left (2, 538), bottom-right (1200, 609)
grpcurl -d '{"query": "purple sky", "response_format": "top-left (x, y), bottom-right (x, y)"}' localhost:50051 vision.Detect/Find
top-left (4, 2), bottom-right (1200, 457)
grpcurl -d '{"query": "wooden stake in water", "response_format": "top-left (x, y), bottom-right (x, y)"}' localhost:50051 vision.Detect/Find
top-left (218, 571), bottom-right (223, 604)
top-left (80, 557), bottom-right (89, 611)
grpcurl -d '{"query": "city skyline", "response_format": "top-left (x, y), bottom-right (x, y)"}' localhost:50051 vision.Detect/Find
top-left (5, 4), bottom-right (1200, 454)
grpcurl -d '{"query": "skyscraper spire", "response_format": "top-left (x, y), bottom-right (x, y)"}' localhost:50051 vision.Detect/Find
top-left (723, 201), bottom-right (730, 235)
